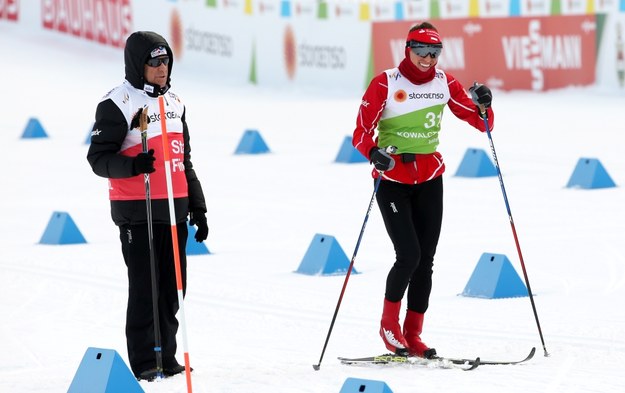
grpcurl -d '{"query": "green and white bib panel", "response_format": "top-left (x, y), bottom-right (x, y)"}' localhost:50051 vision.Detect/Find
top-left (377, 68), bottom-right (450, 155)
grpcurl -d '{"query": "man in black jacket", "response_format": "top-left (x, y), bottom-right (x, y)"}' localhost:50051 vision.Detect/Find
top-left (87, 31), bottom-right (208, 381)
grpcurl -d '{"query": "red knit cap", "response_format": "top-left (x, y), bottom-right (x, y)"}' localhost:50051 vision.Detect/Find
top-left (406, 28), bottom-right (442, 45)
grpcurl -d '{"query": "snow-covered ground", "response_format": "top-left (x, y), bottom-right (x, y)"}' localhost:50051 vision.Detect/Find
top-left (1, 25), bottom-right (625, 393)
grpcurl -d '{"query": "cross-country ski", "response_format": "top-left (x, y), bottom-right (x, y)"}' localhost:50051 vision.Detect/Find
top-left (338, 347), bottom-right (535, 370)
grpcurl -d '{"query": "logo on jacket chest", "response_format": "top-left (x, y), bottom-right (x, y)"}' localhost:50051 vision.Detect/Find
top-left (149, 110), bottom-right (181, 123)
top-left (393, 90), bottom-right (445, 102)
top-left (170, 139), bottom-right (185, 173)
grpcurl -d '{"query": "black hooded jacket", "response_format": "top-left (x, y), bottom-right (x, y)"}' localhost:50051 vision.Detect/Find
top-left (86, 31), bottom-right (206, 226)
top-left (124, 31), bottom-right (173, 97)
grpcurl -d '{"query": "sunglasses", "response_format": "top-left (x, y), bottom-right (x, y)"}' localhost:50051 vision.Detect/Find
top-left (146, 57), bottom-right (170, 67)
top-left (407, 42), bottom-right (443, 58)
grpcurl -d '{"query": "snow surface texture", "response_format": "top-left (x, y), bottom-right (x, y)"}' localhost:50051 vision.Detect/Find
top-left (2, 27), bottom-right (625, 393)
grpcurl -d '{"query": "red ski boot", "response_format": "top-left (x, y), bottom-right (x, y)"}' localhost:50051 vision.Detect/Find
top-left (379, 299), bottom-right (409, 355)
top-left (403, 309), bottom-right (436, 359)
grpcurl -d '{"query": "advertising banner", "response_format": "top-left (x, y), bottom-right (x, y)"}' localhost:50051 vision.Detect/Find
top-left (0, 0), bottom-right (19, 21)
top-left (475, 0), bottom-right (512, 18)
top-left (593, 0), bottom-right (622, 13)
top-left (40, 0), bottom-right (133, 48)
top-left (372, 15), bottom-right (596, 91)
top-left (437, 0), bottom-right (473, 18)
top-left (34, 0), bottom-right (252, 81)
top-left (402, 0), bottom-right (431, 20)
top-left (4, 1), bottom-right (616, 92)
top-left (158, 1), bottom-right (252, 80)
top-left (595, 12), bottom-right (625, 91)
top-left (253, 3), bottom-right (370, 91)
top-left (515, 0), bottom-right (552, 16)
top-left (319, 0), bottom-right (361, 20)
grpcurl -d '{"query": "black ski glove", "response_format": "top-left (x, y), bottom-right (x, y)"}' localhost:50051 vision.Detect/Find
top-left (369, 147), bottom-right (396, 172)
top-left (189, 211), bottom-right (209, 243)
top-left (133, 149), bottom-right (155, 175)
top-left (469, 83), bottom-right (492, 108)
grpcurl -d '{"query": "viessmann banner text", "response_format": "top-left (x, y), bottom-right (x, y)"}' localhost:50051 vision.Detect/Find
top-left (372, 15), bottom-right (596, 91)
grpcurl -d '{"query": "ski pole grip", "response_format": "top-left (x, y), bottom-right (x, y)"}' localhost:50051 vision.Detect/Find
top-left (471, 82), bottom-right (489, 120)
top-left (479, 104), bottom-right (488, 119)
top-left (385, 145), bottom-right (397, 155)
top-left (139, 107), bottom-right (149, 131)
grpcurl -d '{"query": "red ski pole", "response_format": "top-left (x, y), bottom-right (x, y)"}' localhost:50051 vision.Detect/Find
top-left (158, 95), bottom-right (193, 392)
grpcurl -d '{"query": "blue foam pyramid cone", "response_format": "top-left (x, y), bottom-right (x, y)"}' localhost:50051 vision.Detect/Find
top-left (454, 148), bottom-right (497, 177)
top-left (67, 347), bottom-right (144, 393)
top-left (295, 233), bottom-right (357, 276)
top-left (335, 136), bottom-right (368, 163)
top-left (339, 377), bottom-right (394, 393)
top-left (461, 253), bottom-right (528, 299)
top-left (234, 129), bottom-right (270, 154)
top-left (566, 158), bottom-right (616, 189)
top-left (39, 211), bottom-right (87, 245)
top-left (21, 117), bottom-right (48, 138)
top-left (186, 221), bottom-right (211, 255)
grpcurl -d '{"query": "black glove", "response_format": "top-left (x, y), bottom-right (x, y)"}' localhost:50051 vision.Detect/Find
top-left (369, 147), bottom-right (395, 172)
top-left (129, 107), bottom-right (150, 130)
top-left (469, 83), bottom-right (492, 108)
top-left (133, 149), bottom-right (155, 175)
top-left (189, 211), bottom-right (208, 243)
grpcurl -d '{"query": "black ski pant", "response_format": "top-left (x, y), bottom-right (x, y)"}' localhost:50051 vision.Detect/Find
top-left (375, 176), bottom-right (443, 313)
top-left (119, 222), bottom-right (188, 375)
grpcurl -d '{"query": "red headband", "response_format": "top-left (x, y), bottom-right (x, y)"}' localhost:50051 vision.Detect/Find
top-left (406, 28), bottom-right (442, 45)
